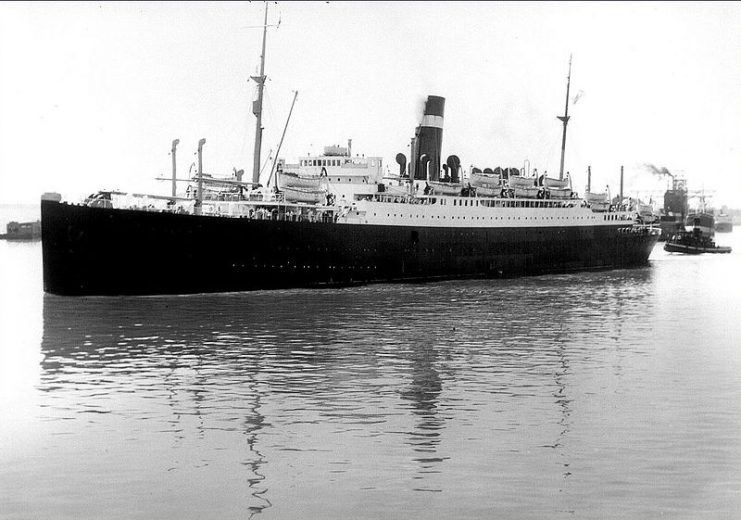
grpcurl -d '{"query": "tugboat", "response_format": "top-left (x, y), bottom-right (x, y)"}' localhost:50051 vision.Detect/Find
top-left (664, 228), bottom-right (731, 254)
top-left (664, 211), bottom-right (732, 254)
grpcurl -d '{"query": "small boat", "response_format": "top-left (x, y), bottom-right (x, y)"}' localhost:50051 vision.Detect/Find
top-left (585, 191), bottom-right (609, 204)
top-left (546, 187), bottom-right (574, 199)
top-left (540, 175), bottom-right (570, 189)
top-left (1, 220), bottom-right (41, 240)
top-left (277, 169), bottom-right (327, 189)
top-left (664, 228), bottom-right (732, 254)
top-left (508, 175), bottom-right (537, 189)
top-left (428, 181), bottom-right (462, 196)
top-left (469, 169), bottom-right (503, 190)
top-left (473, 185), bottom-right (502, 198)
top-left (582, 190), bottom-right (609, 211)
top-left (513, 186), bottom-right (542, 198)
top-left (280, 185), bottom-right (328, 204)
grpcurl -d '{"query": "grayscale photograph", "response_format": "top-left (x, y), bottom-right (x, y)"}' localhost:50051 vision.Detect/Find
top-left (1, 1), bottom-right (740, 518)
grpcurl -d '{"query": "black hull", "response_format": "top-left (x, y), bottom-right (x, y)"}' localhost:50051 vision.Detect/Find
top-left (41, 200), bottom-right (659, 296)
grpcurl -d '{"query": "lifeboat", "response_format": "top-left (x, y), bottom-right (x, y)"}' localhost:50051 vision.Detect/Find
top-left (281, 185), bottom-right (328, 204)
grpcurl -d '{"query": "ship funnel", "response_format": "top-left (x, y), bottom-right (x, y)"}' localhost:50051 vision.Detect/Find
top-left (414, 95), bottom-right (445, 181)
top-left (395, 153), bottom-right (407, 177)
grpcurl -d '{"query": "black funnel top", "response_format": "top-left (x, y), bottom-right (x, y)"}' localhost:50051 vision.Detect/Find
top-left (424, 96), bottom-right (445, 118)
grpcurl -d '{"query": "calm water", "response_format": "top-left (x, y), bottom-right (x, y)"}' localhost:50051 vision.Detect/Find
top-left (1, 213), bottom-right (740, 519)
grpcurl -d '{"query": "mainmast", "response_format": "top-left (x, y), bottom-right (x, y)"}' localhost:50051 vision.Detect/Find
top-left (251, 2), bottom-right (269, 186)
top-left (557, 55), bottom-right (572, 181)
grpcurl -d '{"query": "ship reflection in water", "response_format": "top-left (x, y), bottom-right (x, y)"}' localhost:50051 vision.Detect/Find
top-left (20, 259), bottom-right (741, 519)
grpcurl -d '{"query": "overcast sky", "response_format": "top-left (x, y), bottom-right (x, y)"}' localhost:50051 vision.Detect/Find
top-left (2, 1), bottom-right (741, 207)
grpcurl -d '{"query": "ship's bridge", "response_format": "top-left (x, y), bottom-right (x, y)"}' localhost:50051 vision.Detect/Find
top-left (290, 145), bottom-right (383, 180)
top-left (281, 143), bottom-right (384, 201)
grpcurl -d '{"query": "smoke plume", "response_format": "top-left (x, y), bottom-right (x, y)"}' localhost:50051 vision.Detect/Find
top-left (643, 163), bottom-right (673, 178)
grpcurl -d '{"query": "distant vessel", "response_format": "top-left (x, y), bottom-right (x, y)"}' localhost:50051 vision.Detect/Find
top-left (714, 206), bottom-right (733, 233)
top-left (685, 211), bottom-right (715, 237)
top-left (685, 193), bottom-right (717, 236)
top-left (657, 176), bottom-right (688, 241)
top-left (40, 11), bottom-right (659, 296)
top-left (1, 220), bottom-right (41, 241)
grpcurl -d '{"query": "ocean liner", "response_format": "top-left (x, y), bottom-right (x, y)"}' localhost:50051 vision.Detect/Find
top-left (40, 8), bottom-right (659, 296)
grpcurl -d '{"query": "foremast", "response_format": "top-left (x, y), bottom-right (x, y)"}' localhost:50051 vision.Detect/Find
top-left (251, 2), bottom-right (269, 186)
top-left (557, 55), bottom-right (572, 181)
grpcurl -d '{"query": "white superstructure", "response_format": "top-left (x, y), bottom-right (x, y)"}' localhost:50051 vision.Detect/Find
top-left (279, 142), bottom-right (384, 201)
